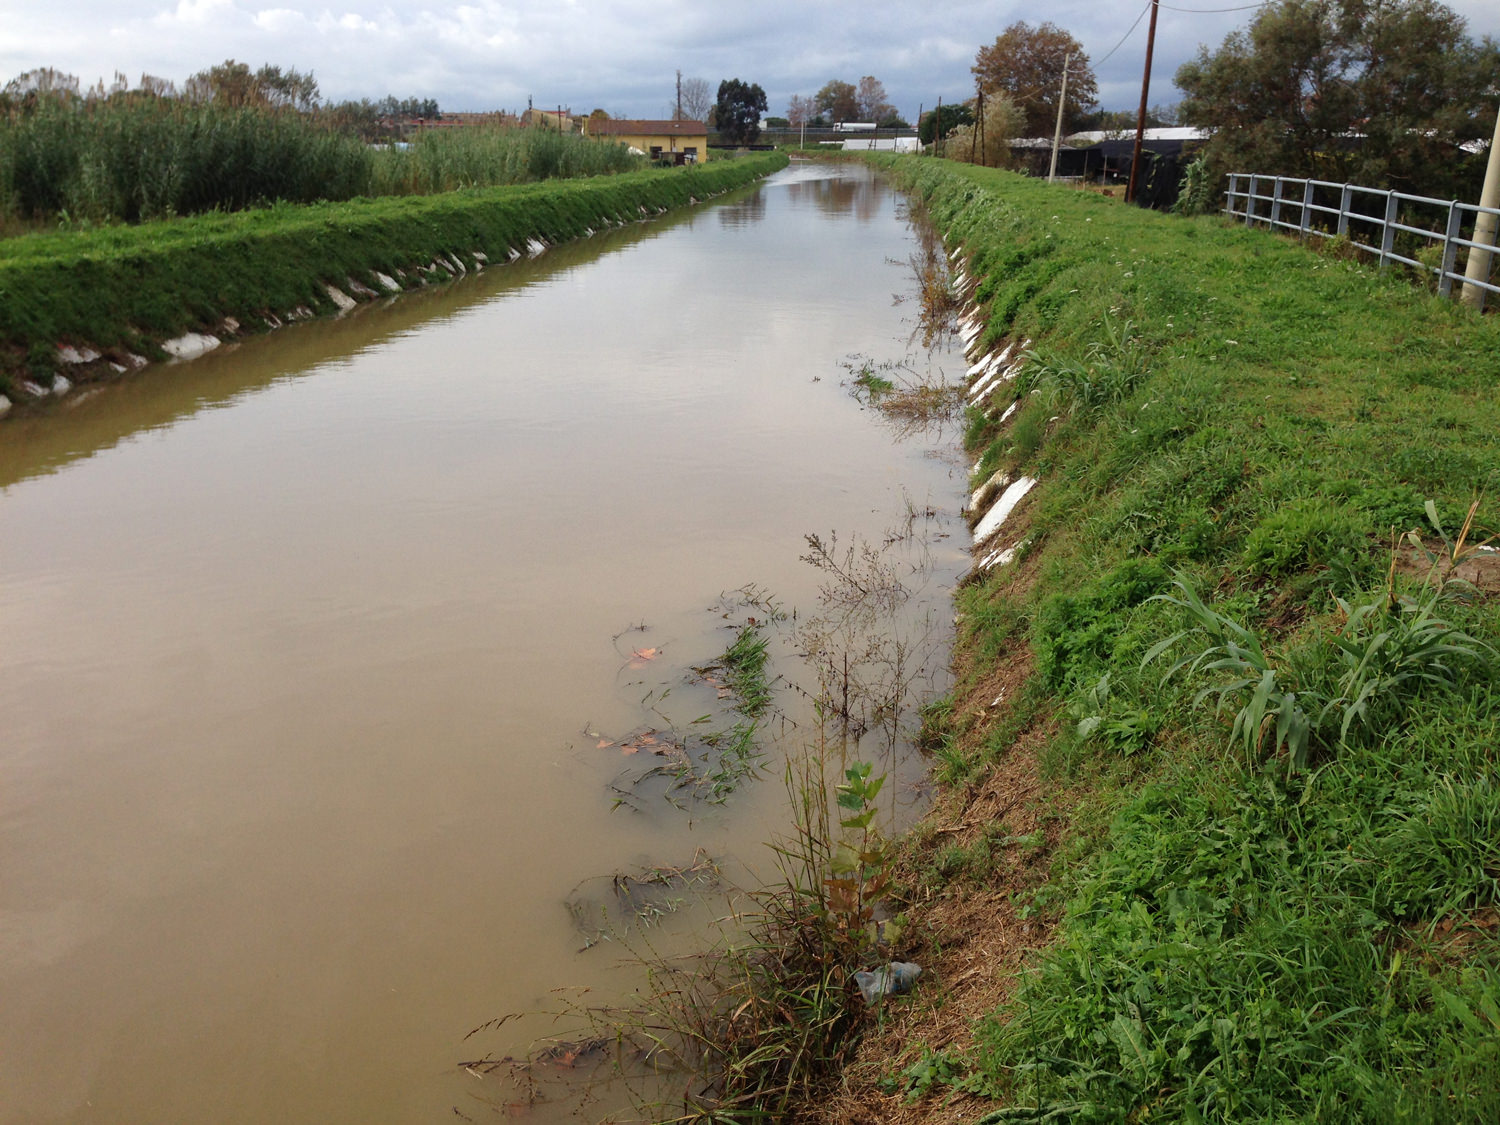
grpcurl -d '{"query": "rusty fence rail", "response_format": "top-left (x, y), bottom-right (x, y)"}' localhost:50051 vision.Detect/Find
top-left (1223, 173), bottom-right (1499, 304)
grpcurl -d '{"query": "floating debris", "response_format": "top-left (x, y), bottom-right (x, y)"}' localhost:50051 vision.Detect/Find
top-left (564, 849), bottom-right (721, 950)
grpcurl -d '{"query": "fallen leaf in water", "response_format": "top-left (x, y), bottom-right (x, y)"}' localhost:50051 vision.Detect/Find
top-left (596, 739), bottom-right (613, 750)
top-left (629, 647), bottom-right (659, 666)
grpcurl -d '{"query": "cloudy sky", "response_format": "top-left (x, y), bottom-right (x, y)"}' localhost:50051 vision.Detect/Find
top-left (4, 0), bottom-right (1499, 121)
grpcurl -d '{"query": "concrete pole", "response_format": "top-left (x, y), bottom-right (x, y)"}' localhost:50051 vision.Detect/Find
top-left (1049, 53), bottom-right (1071, 182)
top-left (1460, 100), bottom-right (1500, 311)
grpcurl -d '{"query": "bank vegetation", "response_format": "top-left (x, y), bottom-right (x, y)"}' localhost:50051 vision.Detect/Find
top-left (0, 153), bottom-right (786, 399)
top-left (752, 155), bottom-right (1499, 1124)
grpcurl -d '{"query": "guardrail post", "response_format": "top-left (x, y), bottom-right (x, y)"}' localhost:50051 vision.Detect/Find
top-left (1379, 191), bottom-right (1399, 267)
top-left (1337, 184), bottom-right (1352, 236)
top-left (1300, 180), bottom-right (1315, 239)
top-left (1439, 203), bottom-right (1463, 297)
top-left (1270, 178), bottom-right (1284, 228)
top-left (1246, 175), bottom-right (1258, 227)
top-left (1223, 173), bottom-right (1237, 216)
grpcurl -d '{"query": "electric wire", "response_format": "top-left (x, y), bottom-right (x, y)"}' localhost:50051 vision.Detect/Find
top-left (1159, 2), bottom-right (1271, 12)
top-left (1093, 0), bottom-right (1155, 68)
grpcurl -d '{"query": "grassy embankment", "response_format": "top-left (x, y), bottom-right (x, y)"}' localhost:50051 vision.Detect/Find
top-left (0, 152), bottom-right (787, 397)
top-left (808, 155), bottom-right (1500, 1123)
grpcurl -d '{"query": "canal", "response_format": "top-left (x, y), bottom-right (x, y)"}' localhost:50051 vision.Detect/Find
top-left (0, 161), bottom-right (969, 1122)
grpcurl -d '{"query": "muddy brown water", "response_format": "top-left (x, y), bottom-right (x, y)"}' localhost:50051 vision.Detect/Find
top-left (0, 163), bottom-right (969, 1122)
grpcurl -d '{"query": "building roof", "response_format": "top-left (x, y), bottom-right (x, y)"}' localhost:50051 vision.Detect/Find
top-left (1064, 127), bottom-right (1208, 144)
top-left (588, 118), bottom-right (708, 137)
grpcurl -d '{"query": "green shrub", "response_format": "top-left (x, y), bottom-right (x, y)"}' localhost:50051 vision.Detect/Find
top-left (1242, 498), bottom-right (1373, 580)
top-left (1035, 560), bottom-right (1170, 691)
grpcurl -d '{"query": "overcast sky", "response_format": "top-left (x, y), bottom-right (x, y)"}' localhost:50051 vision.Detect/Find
top-left (4, 0), bottom-right (1499, 122)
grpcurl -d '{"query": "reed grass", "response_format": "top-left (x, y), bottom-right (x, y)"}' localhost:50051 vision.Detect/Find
top-left (370, 126), bottom-right (642, 195)
top-left (0, 98), bottom-right (646, 229)
top-left (0, 97), bottom-right (373, 223)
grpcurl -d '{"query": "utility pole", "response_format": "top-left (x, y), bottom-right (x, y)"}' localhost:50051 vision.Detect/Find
top-left (1461, 99), bottom-right (1500, 311)
top-left (977, 85), bottom-right (986, 166)
top-left (936, 96), bottom-right (943, 158)
top-left (1048, 52), bottom-right (1071, 182)
top-left (676, 69), bottom-right (682, 121)
top-left (1126, 0), bottom-right (1160, 204)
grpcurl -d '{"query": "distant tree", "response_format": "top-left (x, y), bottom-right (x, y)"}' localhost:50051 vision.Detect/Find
top-left (677, 75), bottom-right (711, 121)
top-left (184, 60), bottom-right (259, 106)
top-left (1176, 0), bottom-right (1499, 196)
top-left (138, 73), bottom-right (177, 98)
top-left (323, 98), bottom-right (385, 141)
top-left (3, 67), bottom-right (81, 102)
top-left (918, 103), bottom-right (973, 145)
top-left (180, 60), bottom-right (319, 111)
top-left (946, 91), bottom-right (1025, 168)
top-left (1072, 108), bottom-right (1155, 137)
top-left (973, 22), bottom-right (1098, 137)
top-left (786, 94), bottom-right (817, 128)
top-left (589, 107), bottom-right (610, 121)
top-left (378, 95), bottom-right (440, 120)
top-left (715, 78), bottom-right (768, 144)
top-left (255, 64), bottom-right (319, 111)
top-left (765, 116), bottom-right (790, 128)
top-left (1150, 102), bottom-right (1181, 127)
top-left (855, 75), bottom-right (895, 123)
top-left (815, 79), bottom-right (858, 123)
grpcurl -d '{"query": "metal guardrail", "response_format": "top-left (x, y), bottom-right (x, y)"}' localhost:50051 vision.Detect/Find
top-left (1223, 173), bottom-right (1499, 302)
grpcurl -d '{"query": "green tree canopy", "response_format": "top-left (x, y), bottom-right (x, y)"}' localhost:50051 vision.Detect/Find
top-left (918, 103), bottom-right (974, 145)
top-left (973, 22), bottom-right (1098, 138)
top-left (715, 78), bottom-right (767, 145)
top-left (815, 79), bottom-right (858, 123)
top-left (1176, 0), bottom-right (1500, 196)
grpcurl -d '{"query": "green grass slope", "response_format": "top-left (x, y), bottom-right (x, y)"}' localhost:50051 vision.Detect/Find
top-left (870, 155), bottom-right (1500, 1124)
top-left (0, 153), bottom-right (786, 394)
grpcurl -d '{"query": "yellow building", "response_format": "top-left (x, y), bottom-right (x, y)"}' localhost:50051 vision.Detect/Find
top-left (585, 118), bottom-right (708, 163)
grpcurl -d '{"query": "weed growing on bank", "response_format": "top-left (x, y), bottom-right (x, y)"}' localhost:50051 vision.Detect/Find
top-left (847, 154), bottom-right (1500, 1123)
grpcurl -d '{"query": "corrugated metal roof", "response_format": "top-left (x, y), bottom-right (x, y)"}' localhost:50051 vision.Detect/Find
top-left (588, 119), bottom-right (708, 136)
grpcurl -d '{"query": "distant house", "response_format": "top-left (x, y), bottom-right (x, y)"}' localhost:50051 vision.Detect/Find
top-left (585, 118), bottom-right (708, 164)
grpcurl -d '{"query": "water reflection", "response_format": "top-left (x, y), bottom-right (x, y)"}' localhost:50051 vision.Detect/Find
top-left (784, 172), bottom-right (885, 222)
top-left (0, 207), bottom-right (707, 493)
top-left (0, 163), bottom-right (968, 1125)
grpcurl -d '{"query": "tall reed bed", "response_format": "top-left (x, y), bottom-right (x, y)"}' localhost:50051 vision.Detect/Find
top-left (0, 97), bottom-right (373, 223)
top-left (370, 126), bottom-right (643, 195)
top-left (0, 100), bottom-right (646, 227)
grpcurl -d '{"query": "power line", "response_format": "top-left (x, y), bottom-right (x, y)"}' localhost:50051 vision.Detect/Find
top-left (1094, 0), bottom-right (1155, 69)
top-left (1159, 2), bottom-right (1270, 12)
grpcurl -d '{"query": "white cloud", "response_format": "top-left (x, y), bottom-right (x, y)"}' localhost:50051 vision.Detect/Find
top-left (3, 0), bottom-right (1498, 117)
top-left (155, 0), bottom-right (239, 28)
